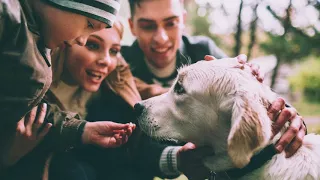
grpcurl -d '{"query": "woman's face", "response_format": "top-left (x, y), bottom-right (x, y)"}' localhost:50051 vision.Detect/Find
top-left (63, 28), bottom-right (120, 92)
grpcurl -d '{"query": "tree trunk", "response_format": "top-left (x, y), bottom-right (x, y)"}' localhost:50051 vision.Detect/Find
top-left (247, 3), bottom-right (258, 60)
top-left (271, 55), bottom-right (281, 89)
top-left (234, 0), bottom-right (243, 56)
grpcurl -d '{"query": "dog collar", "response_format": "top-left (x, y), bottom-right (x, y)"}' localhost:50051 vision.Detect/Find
top-left (211, 144), bottom-right (277, 180)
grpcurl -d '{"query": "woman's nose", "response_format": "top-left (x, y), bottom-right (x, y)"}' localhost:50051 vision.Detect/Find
top-left (97, 55), bottom-right (111, 67)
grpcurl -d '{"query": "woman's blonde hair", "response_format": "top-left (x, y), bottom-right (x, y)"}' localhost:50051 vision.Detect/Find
top-left (113, 20), bottom-right (124, 40)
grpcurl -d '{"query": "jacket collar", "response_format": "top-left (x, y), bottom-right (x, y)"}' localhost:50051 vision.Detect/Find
top-left (19, 0), bottom-right (41, 36)
top-left (19, 0), bottom-right (51, 67)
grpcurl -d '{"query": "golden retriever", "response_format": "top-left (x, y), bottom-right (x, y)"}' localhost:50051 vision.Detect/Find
top-left (135, 58), bottom-right (320, 180)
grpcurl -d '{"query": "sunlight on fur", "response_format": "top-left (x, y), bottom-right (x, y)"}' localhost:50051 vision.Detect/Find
top-left (136, 58), bottom-right (320, 180)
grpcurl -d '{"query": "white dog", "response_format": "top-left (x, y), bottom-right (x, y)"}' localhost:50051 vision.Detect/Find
top-left (135, 58), bottom-right (320, 180)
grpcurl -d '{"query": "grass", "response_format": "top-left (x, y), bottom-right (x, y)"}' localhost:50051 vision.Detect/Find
top-left (154, 175), bottom-right (187, 180)
top-left (308, 123), bottom-right (320, 134)
top-left (291, 97), bottom-right (320, 117)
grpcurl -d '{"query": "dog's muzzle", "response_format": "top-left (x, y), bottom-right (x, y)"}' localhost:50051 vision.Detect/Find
top-left (134, 103), bottom-right (145, 118)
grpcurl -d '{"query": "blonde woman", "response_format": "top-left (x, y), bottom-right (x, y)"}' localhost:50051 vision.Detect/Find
top-left (47, 19), bottom-right (192, 180)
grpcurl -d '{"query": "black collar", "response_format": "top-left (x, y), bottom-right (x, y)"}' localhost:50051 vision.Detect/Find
top-left (212, 144), bottom-right (277, 180)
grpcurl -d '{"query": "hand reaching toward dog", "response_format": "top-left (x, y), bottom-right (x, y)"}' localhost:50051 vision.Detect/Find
top-left (268, 97), bottom-right (306, 158)
top-left (204, 54), bottom-right (264, 82)
top-left (177, 142), bottom-right (214, 180)
top-left (135, 77), bottom-right (169, 100)
top-left (81, 121), bottom-right (136, 148)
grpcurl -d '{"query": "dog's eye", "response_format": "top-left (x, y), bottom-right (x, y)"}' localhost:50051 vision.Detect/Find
top-left (174, 82), bottom-right (186, 95)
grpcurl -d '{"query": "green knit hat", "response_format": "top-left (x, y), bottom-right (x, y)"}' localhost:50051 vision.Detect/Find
top-left (45, 0), bottom-right (120, 28)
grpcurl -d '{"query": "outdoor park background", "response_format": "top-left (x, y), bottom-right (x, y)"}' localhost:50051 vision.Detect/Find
top-left (118, 0), bottom-right (320, 179)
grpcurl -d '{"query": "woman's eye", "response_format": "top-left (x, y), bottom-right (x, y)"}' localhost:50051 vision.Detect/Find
top-left (110, 49), bottom-right (119, 56)
top-left (87, 20), bottom-right (94, 29)
top-left (174, 82), bottom-right (186, 95)
top-left (86, 42), bottom-right (100, 50)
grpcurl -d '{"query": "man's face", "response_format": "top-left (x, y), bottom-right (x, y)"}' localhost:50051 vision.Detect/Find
top-left (36, 1), bottom-right (106, 49)
top-left (129, 0), bottom-right (185, 69)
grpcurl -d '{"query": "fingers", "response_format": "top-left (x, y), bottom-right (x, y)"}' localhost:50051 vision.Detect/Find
top-left (18, 104), bottom-right (50, 140)
top-left (34, 103), bottom-right (47, 129)
top-left (275, 114), bottom-right (301, 153)
top-left (180, 142), bottom-right (197, 152)
top-left (109, 136), bottom-right (120, 148)
top-left (38, 123), bottom-right (52, 138)
top-left (111, 122), bottom-right (136, 146)
top-left (112, 133), bottom-right (129, 147)
top-left (26, 104), bottom-right (49, 139)
top-left (267, 97), bottom-right (285, 121)
top-left (272, 107), bottom-right (297, 137)
top-left (130, 122), bottom-right (136, 131)
top-left (204, 55), bottom-right (216, 61)
top-left (179, 143), bottom-right (214, 159)
top-left (268, 98), bottom-right (304, 156)
top-left (112, 122), bottom-right (136, 135)
top-left (285, 122), bottom-right (305, 158)
top-left (237, 54), bottom-right (247, 64)
top-left (125, 123), bottom-right (136, 136)
top-left (16, 117), bottom-right (26, 135)
top-left (25, 106), bottom-right (38, 138)
top-left (108, 121), bottom-right (131, 130)
top-left (247, 62), bottom-right (264, 82)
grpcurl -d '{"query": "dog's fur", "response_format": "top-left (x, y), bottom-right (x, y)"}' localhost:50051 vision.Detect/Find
top-left (136, 58), bottom-right (320, 180)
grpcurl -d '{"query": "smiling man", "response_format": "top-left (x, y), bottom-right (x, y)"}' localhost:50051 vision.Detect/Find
top-left (122, 0), bottom-right (227, 90)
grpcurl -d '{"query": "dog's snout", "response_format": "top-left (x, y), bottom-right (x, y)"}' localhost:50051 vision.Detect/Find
top-left (134, 103), bottom-right (145, 117)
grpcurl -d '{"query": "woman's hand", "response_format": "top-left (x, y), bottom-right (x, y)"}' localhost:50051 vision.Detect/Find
top-left (81, 121), bottom-right (136, 148)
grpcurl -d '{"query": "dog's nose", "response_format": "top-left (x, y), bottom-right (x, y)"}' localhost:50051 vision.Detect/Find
top-left (134, 103), bottom-right (145, 117)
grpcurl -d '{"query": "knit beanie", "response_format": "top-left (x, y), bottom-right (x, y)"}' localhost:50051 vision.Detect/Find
top-left (44, 0), bottom-right (120, 28)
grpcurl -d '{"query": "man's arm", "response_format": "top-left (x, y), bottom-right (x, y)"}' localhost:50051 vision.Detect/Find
top-left (125, 115), bottom-right (183, 179)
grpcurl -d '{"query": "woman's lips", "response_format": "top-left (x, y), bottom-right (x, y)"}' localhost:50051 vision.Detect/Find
top-left (86, 70), bottom-right (107, 83)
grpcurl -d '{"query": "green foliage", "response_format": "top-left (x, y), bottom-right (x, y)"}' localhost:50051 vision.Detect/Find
top-left (189, 13), bottom-right (222, 46)
top-left (289, 58), bottom-right (320, 102)
top-left (260, 33), bottom-right (312, 63)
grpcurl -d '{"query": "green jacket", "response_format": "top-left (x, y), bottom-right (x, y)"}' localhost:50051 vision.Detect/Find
top-left (0, 0), bottom-right (86, 174)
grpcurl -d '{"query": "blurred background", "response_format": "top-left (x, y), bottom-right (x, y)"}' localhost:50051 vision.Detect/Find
top-left (118, 0), bottom-right (320, 178)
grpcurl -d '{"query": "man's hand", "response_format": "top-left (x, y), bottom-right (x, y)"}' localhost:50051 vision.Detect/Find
top-left (177, 143), bottom-right (214, 180)
top-left (4, 103), bottom-right (52, 166)
top-left (268, 97), bottom-right (306, 158)
top-left (82, 121), bottom-right (136, 148)
top-left (135, 77), bottom-right (169, 99)
top-left (204, 54), bottom-right (264, 82)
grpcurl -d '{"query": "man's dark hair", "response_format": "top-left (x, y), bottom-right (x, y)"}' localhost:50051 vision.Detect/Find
top-left (128, 0), bottom-right (143, 18)
top-left (128, 0), bottom-right (184, 18)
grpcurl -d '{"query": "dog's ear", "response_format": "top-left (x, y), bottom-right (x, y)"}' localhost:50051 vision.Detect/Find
top-left (227, 96), bottom-right (271, 168)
